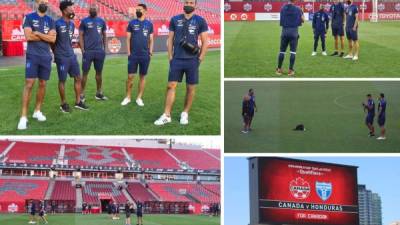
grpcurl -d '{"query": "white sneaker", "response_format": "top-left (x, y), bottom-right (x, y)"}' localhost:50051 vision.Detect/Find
top-left (32, 111), bottom-right (46, 122)
top-left (311, 51), bottom-right (317, 56)
top-left (343, 54), bottom-right (353, 59)
top-left (322, 51), bottom-right (327, 56)
top-left (17, 117), bottom-right (28, 130)
top-left (377, 136), bottom-right (386, 140)
top-left (180, 112), bottom-right (189, 125)
top-left (154, 114), bottom-right (172, 126)
top-left (136, 98), bottom-right (144, 107)
top-left (121, 97), bottom-right (131, 106)
top-left (352, 56), bottom-right (359, 61)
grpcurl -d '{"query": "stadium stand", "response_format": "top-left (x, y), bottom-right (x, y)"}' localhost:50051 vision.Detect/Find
top-left (202, 183), bottom-right (220, 195)
top-left (0, 140), bottom-right (12, 154)
top-left (127, 182), bottom-right (158, 202)
top-left (169, 149), bottom-right (220, 170)
top-left (125, 147), bottom-right (181, 169)
top-left (50, 180), bottom-right (76, 201)
top-left (205, 149), bottom-right (220, 159)
top-left (5, 142), bottom-right (59, 165)
top-left (82, 181), bottom-right (127, 204)
top-left (0, 178), bottom-right (49, 202)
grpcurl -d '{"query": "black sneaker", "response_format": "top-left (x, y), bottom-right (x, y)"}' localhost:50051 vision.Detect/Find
top-left (80, 94), bottom-right (86, 103)
top-left (330, 51), bottom-right (338, 56)
top-left (60, 103), bottom-right (71, 113)
top-left (95, 93), bottom-right (108, 101)
top-left (369, 133), bottom-right (375, 137)
top-left (339, 52), bottom-right (344, 57)
top-left (74, 101), bottom-right (89, 111)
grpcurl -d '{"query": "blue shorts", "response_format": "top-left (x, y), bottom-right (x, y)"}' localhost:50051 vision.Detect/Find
top-left (346, 27), bottom-right (358, 41)
top-left (137, 212), bottom-right (143, 217)
top-left (378, 116), bottom-right (385, 126)
top-left (331, 25), bottom-right (344, 37)
top-left (25, 54), bottom-right (52, 81)
top-left (82, 50), bottom-right (106, 73)
top-left (280, 30), bottom-right (299, 53)
top-left (365, 115), bottom-right (374, 125)
top-left (168, 58), bottom-right (200, 85)
top-left (128, 55), bottom-right (151, 75)
top-left (55, 55), bottom-right (80, 82)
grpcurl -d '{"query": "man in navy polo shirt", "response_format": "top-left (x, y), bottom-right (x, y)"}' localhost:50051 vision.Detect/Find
top-left (55, 1), bottom-right (88, 113)
top-left (18, 0), bottom-right (56, 130)
top-left (276, 0), bottom-right (304, 76)
top-left (344, 0), bottom-right (359, 61)
top-left (154, 0), bottom-right (208, 126)
top-left (377, 93), bottom-right (387, 140)
top-left (329, 0), bottom-right (345, 57)
top-left (362, 94), bottom-right (375, 137)
top-left (79, 4), bottom-right (108, 102)
top-left (121, 3), bottom-right (154, 107)
top-left (311, 4), bottom-right (329, 56)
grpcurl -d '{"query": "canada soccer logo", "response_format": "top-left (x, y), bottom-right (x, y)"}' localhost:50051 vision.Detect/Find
top-left (305, 3), bottom-right (313, 12)
top-left (8, 203), bottom-right (18, 213)
top-left (107, 38), bottom-right (122, 54)
top-left (289, 177), bottom-right (311, 200)
top-left (395, 3), bottom-right (400, 11)
top-left (224, 3), bottom-right (231, 12)
top-left (377, 3), bottom-right (385, 11)
top-left (264, 3), bottom-right (272, 12)
top-left (243, 3), bottom-right (252, 12)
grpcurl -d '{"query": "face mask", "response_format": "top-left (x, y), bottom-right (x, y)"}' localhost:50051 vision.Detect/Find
top-left (90, 10), bottom-right (97, 17)
top-left (38, 3), bottom-right (48, 13)
top-left (68, 12), bottom-right (75, 19)
top-left (136, 11), bottom-right (143, 18)
top-left (183, 5), bottom-right (195, 14)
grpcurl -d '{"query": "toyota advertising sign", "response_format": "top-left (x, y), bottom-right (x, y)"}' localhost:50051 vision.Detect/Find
top-left (249, 157), bottom-right (359, 225)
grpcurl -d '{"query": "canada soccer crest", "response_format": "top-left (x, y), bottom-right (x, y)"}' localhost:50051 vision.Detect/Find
top-left (8, 203), bottom-right (18, 213)
top-left (264, 3), bottom-right (272, 12)
top-left (377, 3), bottom-right (385, 11)
top-left (107, 38), bottom-right (122, 54)
top-left (289, 177), bottom-right (311, 200)
top-left (316, 182), bottom-right (332, 201)
top-left (305, 3), bottom-right (313, 11)
top-left (243, 3), bottom-right (252, 12)
top-left (395, 3), bottom-right (400, 11)
top-left (224, 3), bottom-right (231, 12)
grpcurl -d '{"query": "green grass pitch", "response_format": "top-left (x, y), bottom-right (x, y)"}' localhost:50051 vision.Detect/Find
top-left (224, 21), bottom-right (400, 77)
top-left (224, 81), bottom-right (400, 153)
top-left (0, 213), bottom-right (220, 225)
top-left (0, 51), bottom-right (220, 135)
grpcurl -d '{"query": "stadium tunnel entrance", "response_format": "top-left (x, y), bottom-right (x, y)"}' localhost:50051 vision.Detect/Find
top-left (100, 199), bottom-right (111, 213)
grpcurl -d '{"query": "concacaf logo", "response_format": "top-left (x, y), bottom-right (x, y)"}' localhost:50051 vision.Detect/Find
top-left (289, 177), bottom-right (311, 200)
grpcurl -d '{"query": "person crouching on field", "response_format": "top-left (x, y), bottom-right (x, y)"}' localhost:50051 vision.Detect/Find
top-left (312, 4), bottom-right (329, 56)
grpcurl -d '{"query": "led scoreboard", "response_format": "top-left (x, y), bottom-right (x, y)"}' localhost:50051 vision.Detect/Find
top-left (249, 157), bottom-right (359, 225)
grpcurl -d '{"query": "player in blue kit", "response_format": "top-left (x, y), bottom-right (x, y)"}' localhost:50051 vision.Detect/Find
top-left (344, 0), bottom-right (359, 60)
top-left (276, 0), bottom-right (304, 76)
top-left (54, 1), bottom-right (88, 113)
top-left (312, 5), bottom-right (329, 56)
top-left (18, 0), bottom-right (56, 130)
top-left (154, 0), bottom-right (208, 126)
top-left (330, 0), bottom-right (345, 57)
top-left (121, 4), bottom-right (154, 107)
top-left (136, 201), bottom-right (143, 225)
top-left (79, 4), bottom-right (108, 102)
top-left (362, 94), bottom-right (375, 137)
top-left (377, 93), bottom-right (386, 140)
top-left (248, 89), bottom-right (257, 131)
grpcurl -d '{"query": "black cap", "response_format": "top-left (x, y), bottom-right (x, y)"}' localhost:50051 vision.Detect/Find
top-left (60, 0), bottom-right (74, 12)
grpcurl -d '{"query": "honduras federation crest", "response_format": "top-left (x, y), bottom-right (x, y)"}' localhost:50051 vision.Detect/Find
top-left (316, 182), bottom-right (332, 201)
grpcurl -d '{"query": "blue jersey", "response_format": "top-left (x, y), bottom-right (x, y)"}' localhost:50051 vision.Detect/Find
top-left (137, 203), bottom-right (143, 213)
top-left (127, 19), bottom-right (153, 56)
top-left (79, 16), bottom-right (106, 51)
top-left (345, 4), bottom-right (358, 29)
top-left (367, 99), bottom-right (375, 116)
top-left (249, 95), bottom-right (256, 112)
top-left (330, 2), bottom-right (345, 27)
top-left (55, 18), bottom-right (75, 58)
top-left (312, 11), bottom-right (329, 32)
top-left (31, 203), bottom-right (36, 213)
top-left (280, 4), bottom-right (303, 28)
top-left (378, 99), bottom-right (386, 117)
top-left (23, 12), bottom-right (55, 57)
top-left (169, 14), bottom-right (208, 59)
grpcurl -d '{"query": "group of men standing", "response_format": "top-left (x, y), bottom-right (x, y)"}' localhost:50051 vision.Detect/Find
top-left (276, 0), bottom-right (360, 76)
top-left (17, 0), bottom-right (208, 130)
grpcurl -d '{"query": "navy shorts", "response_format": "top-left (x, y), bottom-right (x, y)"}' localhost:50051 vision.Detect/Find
top-left (82, 50), bottom-right (106, 73)
top-left (137, 212), bottom-right (143, 217)
top-left (55, 55), bottom-right (80, 82)
top-left (331, 26), bottom-right (344, 37)
top-left (168, 58), bottom-right (200, 85)
top-left (378, 116), bottom-right (385, 126)
top-left (25, 54), bottom-right (52, 81)
top-left (30, 211), bottom-right (35, 216)
top-left (280, 33), bottom-right (299, 53)
top-left (243, 114), bottom-right (250, 124)
top-left (365, 115), bottom-right (374, 125)
top-left (346, 27), bottom-right (358, 41)
top-left (128, 55), bottom-right (151, 75)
